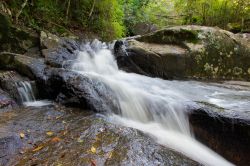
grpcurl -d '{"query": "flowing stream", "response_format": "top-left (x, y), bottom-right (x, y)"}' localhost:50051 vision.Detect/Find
top-left (71, 40), bottom-right (245, 166)
top-left (16, 81), bottom-right (35, 103)
top-left (16, 81), bottom-right (51, 107)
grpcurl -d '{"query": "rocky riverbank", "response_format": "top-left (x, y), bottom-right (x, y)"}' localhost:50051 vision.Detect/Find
top-left (0, 12), bottom-right (250, 165)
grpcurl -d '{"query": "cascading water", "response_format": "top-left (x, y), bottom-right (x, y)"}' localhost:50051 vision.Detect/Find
top-left (16, 81), bottom-right (52, 107)
top-left (72, 40), bottom-right (235, 166)
top-left (16, 81), bottom-right (36, 103)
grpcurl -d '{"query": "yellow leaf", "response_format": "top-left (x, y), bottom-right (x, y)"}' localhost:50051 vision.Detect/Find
top-left (32, 145), bottom-right (44, 152)
top-left (19, 132), bottom-right (25, 139)
top-left (46, 131), bottom-right (53, 136)
top-left (108, 151), bottom-right (113, 159)
top-left (51, 137), bottom-right (61, 143)
top-left (77, 138), bottom-right (83, 143)
top-left (91, 147), bottom-right (96, 154)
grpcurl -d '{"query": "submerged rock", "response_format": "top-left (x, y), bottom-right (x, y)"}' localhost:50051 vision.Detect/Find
top-left (114, 25), bottom-right (250, 80)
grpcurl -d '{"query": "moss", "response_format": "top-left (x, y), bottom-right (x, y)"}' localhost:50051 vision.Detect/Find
top-left (138, 27), bottom-right (199, 45)
top-left (0, 13), bottom-right (11, 50)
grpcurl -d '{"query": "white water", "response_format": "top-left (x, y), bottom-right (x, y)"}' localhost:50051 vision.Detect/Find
top-left (24, 100), bottom-right (52, 107)
top-left (16, 81), bottom-right (36, 102)
top-left (72, 40), bottom-right (236, 166)
top-left (16, 81), bottom-right (52, 107)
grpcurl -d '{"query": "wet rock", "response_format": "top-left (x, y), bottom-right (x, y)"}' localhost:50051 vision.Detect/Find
top-left (0, 135), bottom-right (23, 166)
top-left (114, 25), bottom-right (250, 80)
top-left (13, 55), bottom-right (46, 80)
top-left (0, 71), bottom-right (37, 103)
top-left (0, 88), bottom-right (16, 109)
top-left (42, 38), bottom-right (80, 68)
top-left (189, 108), bottom-right (250, 166)
top-left (0, 104), bottom-right (198, 166)
top-left (47, 69), bottom-right (120, 112)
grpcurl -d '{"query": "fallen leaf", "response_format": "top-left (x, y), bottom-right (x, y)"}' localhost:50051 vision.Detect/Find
top-left (51, 137), bottom-right (61, 143)
top-left (46, 131), bottom-right (53, 136)
top-left (32, 145), bottom-right (44, 152)
top-left (91, 159), bottom-right (97, 166)
top-left (91, 147), bottom-right (96, 154)
top-left (77, 138), bottom-right (84, 143)
top-left (19, 150), bottom-right (25, 154)
top-left (19, 132), bottom-right (25, 139)
top-left (108, 151), bottom-right (113, 159)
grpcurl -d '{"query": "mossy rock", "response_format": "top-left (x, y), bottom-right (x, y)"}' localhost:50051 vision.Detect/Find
top-left (0, 13), bottom-right (39, 54)
top-left (138, 26), bottom-right (199, 46)
top-left (115, 25), bottom-right (250, 80)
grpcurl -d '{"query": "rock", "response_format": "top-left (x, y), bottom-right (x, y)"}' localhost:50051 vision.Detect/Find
top-left (47, 69), bottom-right (120, 112)
top-left (0, 135), bottom-right (23, 166)
top-left (0, 104), bottom-right (198, 166)
top-left (236, 33), bottom-right (250, 42)
top-left (0, 13), bottom-right (39, 54)
top-left (0, 70), bottom-right (37, 103)
top-left (189, 108), bottom-right (250, 166)
top-left (13, 55), bottom-right (46, 80)
top-left (0, 88), bottom-right (16, 109)
top-left (40, 31), bottom-right (61, 50)
top-left (42, 38), bottom-right (80, 68)
top-left (114, 25), bottom-right (250, 80)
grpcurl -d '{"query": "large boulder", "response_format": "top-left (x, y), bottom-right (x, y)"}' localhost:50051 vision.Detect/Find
top-left (114, 25), bottom-right (250, 80)
top-left (46, 69), bottom-right (120, 112)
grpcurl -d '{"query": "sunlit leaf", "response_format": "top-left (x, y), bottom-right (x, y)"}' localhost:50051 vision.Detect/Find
top-left (32, 145), bottom-right (44, 152)
top-left (46, 131), bottom-right (54, 136)
top-left (91, 146), bottom-right (96, 154)
top-left (19, 132), bottom-right (25, 139)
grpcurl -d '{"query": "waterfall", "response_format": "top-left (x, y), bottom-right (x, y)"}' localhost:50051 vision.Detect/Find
top-left (16, 81), bottom-right (36, 103)
top-left (72, 39), bottom-right (234, 166)
top-left (16, 81), bottom-right (51, 107)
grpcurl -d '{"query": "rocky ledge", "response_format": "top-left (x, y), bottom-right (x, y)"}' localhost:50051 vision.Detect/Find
top-left (114, 25), bottom-right (250, 80)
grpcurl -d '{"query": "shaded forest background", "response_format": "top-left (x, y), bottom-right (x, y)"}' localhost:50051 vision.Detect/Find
top-left (1, 0), bottom-right (250, 40)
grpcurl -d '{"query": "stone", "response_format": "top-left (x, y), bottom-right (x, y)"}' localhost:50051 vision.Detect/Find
top-left (40, 31), bottom-right (60, 50)
top-left (114, 25), bottom-right (250, 80)
top-left (0, 70), bottom-right (37, 103)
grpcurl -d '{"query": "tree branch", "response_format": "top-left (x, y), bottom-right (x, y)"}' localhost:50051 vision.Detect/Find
top-left (89, 0), bottom-right (96, 18)
top-left (16, 0), bottom-right (28, 22)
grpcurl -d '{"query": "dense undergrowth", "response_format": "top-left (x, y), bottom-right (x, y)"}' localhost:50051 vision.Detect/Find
top-left (0, 0), bottom-right (249, 40)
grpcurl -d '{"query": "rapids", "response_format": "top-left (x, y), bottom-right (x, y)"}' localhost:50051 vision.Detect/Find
top-left (70, 39), bottom-right (248, 166)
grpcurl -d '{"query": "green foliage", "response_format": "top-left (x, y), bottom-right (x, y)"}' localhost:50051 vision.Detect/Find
top-left (5, 0), bottom-right (125, 40)
top-left (123, 0), bottom-right (250, 34)
top-left (3, 0), bottom-right (250, 39)
top-left (175, 0), bottom-right (250, 30)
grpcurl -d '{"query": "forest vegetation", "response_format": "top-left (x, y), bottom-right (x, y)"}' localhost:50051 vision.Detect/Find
top-left (1, 0), bottom-right (250, 40)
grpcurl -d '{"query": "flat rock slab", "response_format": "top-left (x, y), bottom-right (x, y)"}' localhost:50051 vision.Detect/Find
top-left (0, 104), bottom-right (198, 166)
